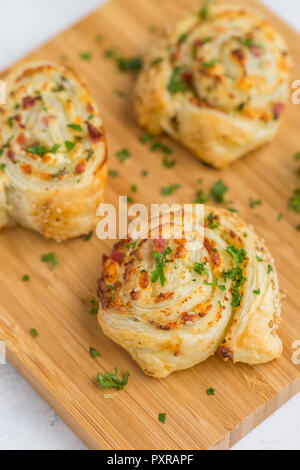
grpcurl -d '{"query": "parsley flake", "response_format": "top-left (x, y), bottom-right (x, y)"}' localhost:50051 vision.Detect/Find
top-left (41, 252), bottom-right (58, 268)
top-left (97, 368), bottom-right (130, 390)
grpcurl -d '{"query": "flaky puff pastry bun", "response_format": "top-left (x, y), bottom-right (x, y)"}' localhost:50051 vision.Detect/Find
top-left (135, 3), bottom-right (292, 169)
top-left (98, 206), bottom-right (282, 379)
top-left (0, 61), bottom-right (107, 241)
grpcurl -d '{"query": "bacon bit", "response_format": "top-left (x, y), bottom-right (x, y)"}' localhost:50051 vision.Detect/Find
top-left (250, 45), bottom-right (262, 57)
top-left (111, 249), bottom-right (125, 265)
top-left (7, 151), bottom-right (15, 162)
top-left (14, 114), bottom-right (25, 128)
top-left (21, 163), bottom-right (33, 174)
top-left (87, 103), bottom-right (94, 113)
top-left (17, 133), bottom-right (26, 147)
top-left (43, 115), bottom-right (56, 127)
top-left (232, 48), bottom-right (245, 62)
top-left (130, 290), bottom-right (141, 300)
top-left (153, 235), bottom-right (166, 253)
top-left (181, 71), bottom-right (193, 84)
top-left (114, 281), bottom-right (122, 291)
top-left (156, 292), bottom-right (174, 303)
top-left (139, 271), bottom-right (150, 289)
top-left (148, 320), bottom-right (177, 331)
top-left (182, 312), bottom-right (195, 323)
top-left (174, 351), bottom-right (180, 357)
top-left (75, 161), bottom-right (86, 175)
top-left (97, 280), bottom-right (112, 309)
top-left (220, 345), bottom-right (233, 360)
top-left (211, 251), bottom-right (221, 267)
top-left (123, 265), bottom-right (133, 283)
top-left (85, 121), bottom-right (102, 142)
top-left (230, 230), bottom-right (237, 239)
top-left (23, 96), bottom-right (41, 110)
top-left (175, 244), bottom-right (187, 259)
top-left (102, 257), bottom-right (119, 283)
top-left (171, 47), bottom-right (181, 62)
top-left (273, 102), bottom-right (285, 119)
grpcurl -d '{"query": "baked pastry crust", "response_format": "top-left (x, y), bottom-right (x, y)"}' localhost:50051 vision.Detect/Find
top-left (0, 61), bottom-right (107, 241)
top-left (134, 3), bottom-right (292, 168)
top-left (98, 205), bottom-right (282, 379)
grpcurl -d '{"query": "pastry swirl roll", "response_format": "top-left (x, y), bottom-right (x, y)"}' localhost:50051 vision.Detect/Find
top-left (135, 3), bottom-right (292, 168)
top-left (0, 61), bottom-right (107, 241)
top-left (98, 206), bottom-right (282, 379)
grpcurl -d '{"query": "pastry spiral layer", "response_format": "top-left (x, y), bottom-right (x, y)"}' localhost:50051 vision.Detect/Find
top-left (98, 206), bottom-right (282, 379)
top-left (135, 3), bottom-right (292, 168)
top-left (0, 61), bottom-right (107, 241)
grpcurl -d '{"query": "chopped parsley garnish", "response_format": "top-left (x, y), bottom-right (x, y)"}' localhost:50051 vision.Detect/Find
top-left (294, 151), bottom-right (300, 160)
top-left (194, 262), bottom-right (209, 276)
top-left (206, 388), bottom-right (215, 396)
top-left (239, 37), bottom-right (261, 49)
top-left (289, 188), bottom-right (300, 213)
top-left (195, 189), bottom-right (211, 204)
top-left (253, 289), bottom-right (261, 295)
top-left (88, 114), bottom-right (95, 120)
top-left (90, 297), bottom-right (99, 315)
top-left (202, 58), bottom-right (217, 68)
top-left (151, 57), bottom-right (164, 66)
top-left (151, 247), bottom-right (172, 287)
top-left (211, 180), bottom-right (228, 203)
top-left (117, 57), bottom-right (143, 72)
top-left (30, 328), bottom-right (38, 338)
top-left (158, 413), bottom-right (167, 424)
top-left (95, 34), bottom-right (103, 43)
top-left (178, 33), bottom-right (188, 43)
top-left (7, 117), bottom-right (14, 128)
top-left (109, 169), bottom-right (119, 178)
top-left (228, 208), bottom-right (239, 213)
top-left (167, 67), bottom-right (188, 94)
top-left (267, 265), bottom-right (273, 274)
top-left (131, 184), bottom-right (138, 193)
top-left (223, 246), bottom-right (247, 308)
top-left (114, 89), bottom-right (126, 98)
top-left (161, 184), bottom-right (181, 196)
top-left (84, 231), bottom-right (93, 242)
top-left (26, 144), bottom-right (60, 158)
top-left (22, 274), bottom-right (30, 282)
top-left (0, 163), bottom-right (6, 171)
top-left (163, 156), bottom-right (176, 168)
top-left (256, 256), bottom-right (263, 262)
top-left (97, 368), bottom-right (130, 390)
top-left (79, 51), bottom-right (93, 61)
top-left (41, 252), bottom-right (58, 268)
top-left (104, 47), bottom-right (118, 58)
top-left (249, 197), bottom-right (262, 209)
top-left (68, 123), bottom-right (82, 132)
top-left (277, 213), bottom-right (284, 221)
top-left (65, 141), bottom-right (76, 152)
top-left (116, 148), bottom-right (131, 163)
top-left (141, 169), bottom-right (148, 177)
top-left (90, 347), bottom-right (101, 358)
top-left (140, 133), bottom-right (153, 143)
top-left (151, 141), bottom-right (173, 154)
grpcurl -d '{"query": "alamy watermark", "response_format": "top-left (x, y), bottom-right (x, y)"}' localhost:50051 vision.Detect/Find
top-left (0, 341), bottom-right (6, 364)
top-left (291, 340), bottom-right (300, 365)
top-left (0, 80), bottom-right (6, 105)
top-left (96, 198), bottom-right (204, 250)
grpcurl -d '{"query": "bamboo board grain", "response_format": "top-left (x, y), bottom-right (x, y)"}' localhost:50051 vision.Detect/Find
top-left (0, 0), bottom-right (300, 450)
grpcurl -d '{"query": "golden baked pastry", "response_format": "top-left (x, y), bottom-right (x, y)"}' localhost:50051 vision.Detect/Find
top-left (98, 205), bottom-right (282, 379)
top-left (135, 3), bottom-right (292, 168)
top-left (0, 61), bottom-right (107, 241)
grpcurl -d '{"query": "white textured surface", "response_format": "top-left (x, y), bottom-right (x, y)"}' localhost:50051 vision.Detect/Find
top-left (0, 0), bottom-right (299, 451)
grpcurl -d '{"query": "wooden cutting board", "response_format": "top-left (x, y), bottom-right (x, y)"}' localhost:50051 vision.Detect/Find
top-left (0, 0), bottom-right (300, 450)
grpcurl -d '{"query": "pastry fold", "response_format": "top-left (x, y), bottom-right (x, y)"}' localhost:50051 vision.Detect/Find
top-left (0, 61), bottom-right (107, 241)
top-left (98, 206), bottom-right (282, 379)
top-left (135, 3), bottom-right (292, 168)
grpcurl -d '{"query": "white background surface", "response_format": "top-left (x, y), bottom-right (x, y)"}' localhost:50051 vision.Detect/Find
top-left (0, 0), bottom-right (299, 451)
